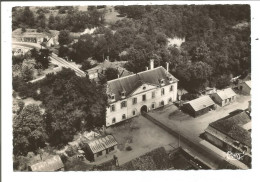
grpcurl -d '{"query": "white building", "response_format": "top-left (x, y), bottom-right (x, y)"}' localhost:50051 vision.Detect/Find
top-left (105, 60), bottom-right (178, 127)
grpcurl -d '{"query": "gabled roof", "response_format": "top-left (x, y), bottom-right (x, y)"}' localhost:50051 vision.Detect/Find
top-left (244, 80), bottom-right (251, 89)
top-left (185, 96), bottom-right (215, 111)
top-left (30, 155), bottom-right (64, 172)
top-left (210, 111), bottom-right (251, 147)
top-left (107, 67), bottom-right (178, 102)
top-left (87, 135), bottom-right (117, 154)
top-left (214, 88), bottom-right (236, 101)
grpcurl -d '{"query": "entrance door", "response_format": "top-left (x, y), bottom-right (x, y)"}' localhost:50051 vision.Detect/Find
top-left (140, 105), bottom-right (148, 113)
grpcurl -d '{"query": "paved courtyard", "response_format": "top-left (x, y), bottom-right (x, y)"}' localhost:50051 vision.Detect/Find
top-left (149, 94), bottom-right (251, 143)
top-left (105, 115), bottom-right (179, 165)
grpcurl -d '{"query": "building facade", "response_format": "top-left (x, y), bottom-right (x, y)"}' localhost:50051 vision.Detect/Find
top-left (182, 95), bottom-right (215, 117)
top-left (106, 61), bottom-right (178, 127)
top-left (84, 135), bottom-right (118, 162)
top-left (239, 80), bottom-right (251, 95)
top-left (210, 88), bottom-right (236, 107)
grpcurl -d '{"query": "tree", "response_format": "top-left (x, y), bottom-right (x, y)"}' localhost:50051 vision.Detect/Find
top-left (37, 13), bottom-right (47, 29)
top-left (21, 64), bottom-right (34, 82)
top-left (13, 104), bottom-right (47, 156)
top-left (80, 60), bottom-right (92, 71)
top-left (105, 68), bottom-right (119, 81)
top-left (48, 14), bottom-right (56, 30)
top-left (58, 30), bottom-right (72, 45)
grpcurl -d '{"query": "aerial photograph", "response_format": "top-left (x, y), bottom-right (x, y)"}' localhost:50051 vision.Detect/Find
top-left (11, 4), bottom-right (251, 171)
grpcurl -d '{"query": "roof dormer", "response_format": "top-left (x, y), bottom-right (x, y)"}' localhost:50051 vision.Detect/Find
top-left (120, 90), bottom-right (126, 99)
top-left (109, 93), bottom-right (115, 102)
top-left (167, 76), bottom-right (173, 83)
top-left (159, 79), bottom-right (165, 86)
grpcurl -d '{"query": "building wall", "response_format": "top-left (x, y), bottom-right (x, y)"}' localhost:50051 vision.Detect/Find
top-left (205, 126), bottom-right (251, 154)
top-left (106, 82), bottom-right (178, 126)
top-left (211, 94), bottom-right (236, 107)
top-left (240, 83), bottom-right (251, 95)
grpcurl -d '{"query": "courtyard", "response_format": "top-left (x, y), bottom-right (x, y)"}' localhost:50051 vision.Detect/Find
top-left (149, 94), bottom-right (251, 144)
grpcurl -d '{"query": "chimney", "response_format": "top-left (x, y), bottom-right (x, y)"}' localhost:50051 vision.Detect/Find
top-left (107, 56), bottom-right (109, 61)
top-left (146, 66), bottom-right (148, 70)
top-left (118, 74), bottom-right (120, 78)
top-left (150, 59), bottom-right (154, 70)
top-left (166, 62), bottom-right (169, 72)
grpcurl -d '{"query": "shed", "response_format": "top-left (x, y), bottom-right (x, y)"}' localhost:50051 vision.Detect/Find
top-left (239, 80), bottom-right (251, 94)
top-left (182, 96), bottom-right (215, 117)
top-left (211, 88), bottom-right (236, 107)
top-left (84, 135), bottom-right (118, 162)
top-left (28, 155), bottom-right (64, 172)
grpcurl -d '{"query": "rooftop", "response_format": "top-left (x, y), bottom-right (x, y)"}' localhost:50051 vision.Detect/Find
top-left (185, 95), bottom-right (215, 111)
top-left (214, 88), bottom-right (236, 101)
top-left (209, 111), bottom-right (251, 147)
top-left (12, 28), bottom-right (59, 38)
top-left (244, 80), bottom-right (251, 89)
top-left (107, 66), bottom-right (178, 102)
top-left (87, 135), bottom-right (118, 154)
top-left (29, 155), bottom-right (64, 172)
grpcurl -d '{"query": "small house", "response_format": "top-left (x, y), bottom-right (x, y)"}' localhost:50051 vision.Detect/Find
top-left (28, 155), bottom-right (64, 172)
top-left (239, 80), bottom-right (251, 95)
top-left (84, 135), bottom-right (118, 162)
top-left (211, 88), bottom-right (236, 107)
top-left (182, 95), bottom-right (215, 117)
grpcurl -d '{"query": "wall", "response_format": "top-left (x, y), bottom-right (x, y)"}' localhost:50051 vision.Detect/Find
top-left (211, 94), bottom-right (236, 107)
top-left (106, 82), bottom-right (178, 126)
top-left (240, 83), bottom-right (251, 95)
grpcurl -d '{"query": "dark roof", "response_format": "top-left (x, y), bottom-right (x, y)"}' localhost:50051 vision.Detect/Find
top-left (29, 155), bottom-right (64, 172)
top-left (87, 135), bottom-right (117, 154)
top-left (214, 88), bottom-right (236, 101)
top-left (210, 111), bottom-right (251, 147)
top-left (107, 66), bottom-right (178, 102)
top-left (184, 95), bottom-right (215, 111)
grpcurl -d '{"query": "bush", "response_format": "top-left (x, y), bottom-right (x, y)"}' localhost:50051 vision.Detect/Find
top-left (125, 146), bottom-right (132, 151)
top-left (182, 93), bottom-right (198, 101)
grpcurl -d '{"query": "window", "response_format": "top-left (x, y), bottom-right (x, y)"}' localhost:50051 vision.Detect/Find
top-left (110, 104), bottom-right (115, 112)
top-left (109, 146), bottom-right (115, 152)
top-left (152, 103), bottom-right (155, 109)
top-left (161, 88), bottom-right (165, 96)
top-left (112, 118), bottom-right (116, 123)
top-left (132, 97), bottom-right (137, 105)
top-left (168, 77), bottom-right (173, 82)
top-left (160, 79), bottom-right (165, 85)
top-left (152, 91), bottom-right (155, 98)
top-left (132, 110), bottom-right (136, 116)
top-left (121, 91), bottom-right (126, 98)
top-left (122, 114), bottom-right (126, 120)
top-left (121, 101), bottom-right (127, 108)
top-left (143, 86), bottom-right (146, 90)
top-left (170, 85), bottom-right (173, 92)
top-left (142, 94), bottom-right (146, 101)
top-left (225, 99), bottom-right (227, 103)
top-left (97, 151), bottom-right (103, 157)
top-left (161, 101), bottom-right (164, 106)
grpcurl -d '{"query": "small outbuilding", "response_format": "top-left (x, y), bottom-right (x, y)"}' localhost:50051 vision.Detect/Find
top-left (211, 88), bottom-right (236, 107)
top-left (182, 95), bottom-right (215, 117)
top-left (84, 135), bottom-right (118, 162)
top-left (28, 155), bottom-right (64, 172)
top-left (239, 80), bottom-right (251, 95)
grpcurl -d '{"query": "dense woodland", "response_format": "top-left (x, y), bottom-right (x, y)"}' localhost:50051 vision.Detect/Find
top-left (12, 5), bottom-right (251, 158)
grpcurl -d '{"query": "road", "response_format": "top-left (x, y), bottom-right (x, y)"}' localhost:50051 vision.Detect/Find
top-left (12, 42), bottom-right (86, 77)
